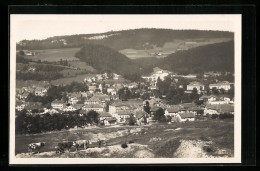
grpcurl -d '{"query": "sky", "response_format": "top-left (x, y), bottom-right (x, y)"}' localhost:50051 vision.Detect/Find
top-left (11, 14), bottom-right (240, 42)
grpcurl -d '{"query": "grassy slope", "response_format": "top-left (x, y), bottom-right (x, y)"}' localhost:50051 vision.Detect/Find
top-left (15, 119), bottom-right (234, 157)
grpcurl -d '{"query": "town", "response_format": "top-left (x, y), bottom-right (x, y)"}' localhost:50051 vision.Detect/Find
top-left (14, 28), bottom-right (235, 158)
top-left (15, 66), bottom-right (234, 134)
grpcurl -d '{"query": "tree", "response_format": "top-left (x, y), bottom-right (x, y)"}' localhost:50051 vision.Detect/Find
top-left (118, 87), bottom-right (131, 100)
top-left (141, 93), bottom-right (150, 100)
top-left (143, 101), bottom-right (151, 117)
top-left (212, 87), bottom-right (219, 95)
top-left (220, 88), bottom-right (225, 94)
top-left (87, 110), bottom-right (100, 125)
top-left (153, 108), bottom-right (166, 122)
top-left (128, 114), bottom-right (136, 125)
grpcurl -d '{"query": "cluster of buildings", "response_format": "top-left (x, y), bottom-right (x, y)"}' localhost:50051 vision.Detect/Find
top-left (15, 67), bottom-right (235, 126)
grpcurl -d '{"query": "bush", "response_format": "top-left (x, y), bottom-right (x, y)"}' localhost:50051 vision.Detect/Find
top-left (128, 115), bottom-right (136, 126)
top-left (219, 113), bottom-right (234, 119)
top-left (128, 140), bottom-right (134, 144)
top-left (121, 143), bottom-right (128, 148)
top-left (211, 114), bottom-right (219, 119)
top-left (203, 146), bottom-right (214, 153)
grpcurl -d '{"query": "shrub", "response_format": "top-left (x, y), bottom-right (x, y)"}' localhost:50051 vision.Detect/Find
top-left (219, 113), bottom-right (234, 119)
top-left (128, 140), bottom-right (134, 144)
top-left (211, 114), bottom-right (219, 119)
top-left (121, 143), bottom-right (128, 148)
top-left (203, 146), bottom-right (214, 153)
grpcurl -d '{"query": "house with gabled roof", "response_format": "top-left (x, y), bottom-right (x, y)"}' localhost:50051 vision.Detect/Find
top-left (172, 112), bottom-right (196, 122)
top-left (165, 106), bottom-right (181, 116)
top-left (134, 110), bottom-right (149, 125)
top-left (82, 104), bottom-right (104, 112)
top-left (209, 81), bottom-right (231, 91)
top-left (34, 87), bottom-right (48, 96)
top-left (98, 112), bottom-right (117, 125)
top-left (51, 99), bottom-right (66, 110)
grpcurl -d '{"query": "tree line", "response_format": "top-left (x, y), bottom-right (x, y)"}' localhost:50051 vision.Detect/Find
top-left (15, 110), bottom-right (100, 134)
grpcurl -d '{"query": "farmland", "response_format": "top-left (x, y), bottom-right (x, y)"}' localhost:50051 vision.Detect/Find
top-left (119, 38), bottom-right (233, 59)
top-left (23, 48), bottom-right (81, 62)
top-left (50, 74), bottom-right (96, 85)
top-left (16, 119), bottom-right (234, 158)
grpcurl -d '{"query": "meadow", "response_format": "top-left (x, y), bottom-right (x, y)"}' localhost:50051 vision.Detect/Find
top-left (24, 48), bottom-right (81, 62)
top-left (119, 38), bottom-right (233, 59)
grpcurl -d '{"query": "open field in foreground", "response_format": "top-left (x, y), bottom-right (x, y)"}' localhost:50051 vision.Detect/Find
top-left (15, 119), bottom-right (234, 158)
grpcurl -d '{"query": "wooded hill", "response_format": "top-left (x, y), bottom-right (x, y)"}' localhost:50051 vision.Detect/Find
top-left (157, 40), bottom-right (234, 74)
top-left (74, 41), bottom-right (234, 77)
top-left (17, 28), bottom-right (234, 51)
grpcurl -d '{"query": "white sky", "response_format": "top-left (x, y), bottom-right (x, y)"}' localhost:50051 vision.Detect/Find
top-left (11, 14), bottom-right (240, 42)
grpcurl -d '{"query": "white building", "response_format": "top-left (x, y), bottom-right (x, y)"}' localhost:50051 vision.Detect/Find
top-left (209, 81), bottom-right (231, 91)
top-left (187, 82), bottom-right (205, 93)
top-left (51, 100), bottom-right (65, 110)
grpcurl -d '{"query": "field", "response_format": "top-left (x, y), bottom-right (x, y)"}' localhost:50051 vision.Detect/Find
top-left (68, 61), bottom-right (96, 72)
top-left (23, 48), bottom-right (81, 62)
top-left (119, 38), bottom-right (233, 59)
top-left (50, 74), bottom-right (96, 85)
top-left (16, 119), bottom-right (234, 158)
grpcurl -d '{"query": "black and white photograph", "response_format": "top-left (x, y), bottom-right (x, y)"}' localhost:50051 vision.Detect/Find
top-left (9, 14), bottom-right (241, 164)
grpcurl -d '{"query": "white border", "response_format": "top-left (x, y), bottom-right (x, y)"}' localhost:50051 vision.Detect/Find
top-left (9, 14), bottom-right (241, 164)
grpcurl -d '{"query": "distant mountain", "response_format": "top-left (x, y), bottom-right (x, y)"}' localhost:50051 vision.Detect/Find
top-left (17, 28), bottom-right (234, 51)
top-left (158, 40), bottom-right (234, 74)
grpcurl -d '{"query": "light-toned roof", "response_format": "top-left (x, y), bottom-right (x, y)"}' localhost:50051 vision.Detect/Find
top-left (117, 110), bottom-right (133, 115)
top-left (206, 104), bottom-right (234, 113)
top-left (99, 112), bottom-right (112, 117)
top-left (51, 99), bottom-right (65, 104)
top-left (83, 104), bottom-right (103, 108)
top-left (179, 112), bottom-right (195, 118)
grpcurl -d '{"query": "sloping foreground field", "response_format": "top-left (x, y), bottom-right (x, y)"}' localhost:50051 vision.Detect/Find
top-left (16, 119), bottom-right (234, 158)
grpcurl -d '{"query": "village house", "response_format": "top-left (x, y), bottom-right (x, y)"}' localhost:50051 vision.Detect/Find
top-left (63, 104), bottom-right (84, 112)
top-left (107, 87), bottom-right (117, 95)
top-left (84, 96), bottom-right (102, 105)
top-left (43, 108), bottom-right (59, 115)
top-left (128, 83), bottom-right (138, 89)
top-left (67, 92), bottom-right (83, 104)
top-left (199, 95), bottom-right (217, 102)
top-left (34, 87), bottom-right (48, 96)
top-left (183, 74), bottom-right (197, 79)
top-left (148, 85), bottom-right (158, 90)
top-left (18, 92), bottom-right (30, 100)
top-left (99, 112), bottom-right (117, 126)
top-left (134, 110), bottom-right (149, 125)
top-left (173, 112), bottom-right (196, 122)
top-left (82, 104), bottom-right (104, 112)
top-left (113, 73), bottom-right (120, 80)
top-left (204, 104), bottom-right (234, 115)
top-left (88, 85), bottom-right (97, 93)
top-left (24, 102), bottom-right (43, 114)
top-left (164, 106), bottom-right (181, 117)
top-left (142, 67), bottom-right (171, 85)
top-left (15, 101), bottom-right (26, 111)
top-left (117, 110), bottom-right (133, 123)
top-left (51, 99), bottom-right (66, 110)
top-left (204, 71), bottom-right (222, 77)
top-left (209, 81), bottom-right (231, 91)
top-left (186, 81), bottom-right (205, 94)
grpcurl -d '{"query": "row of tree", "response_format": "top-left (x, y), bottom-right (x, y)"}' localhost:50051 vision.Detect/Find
top-left (25, 82), bottom-right (89, 106)
top-left (15, 110), bottom-right (99, 134)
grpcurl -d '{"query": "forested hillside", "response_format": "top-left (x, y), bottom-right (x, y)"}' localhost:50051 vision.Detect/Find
top-left (17, 29), bottom-right (234, 51)
top-left (74, 44), bottom-right (146, 80)
top-left (158, 40), bottom-right (234, 74)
